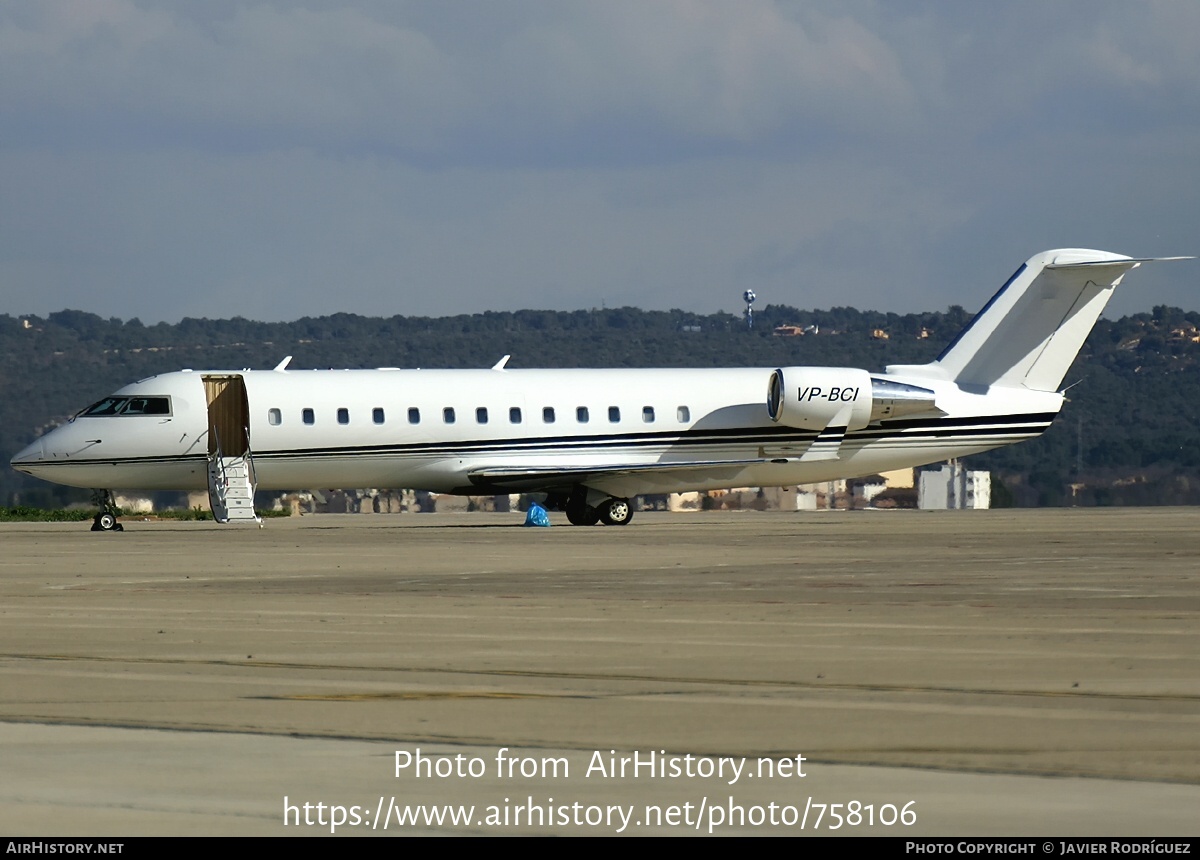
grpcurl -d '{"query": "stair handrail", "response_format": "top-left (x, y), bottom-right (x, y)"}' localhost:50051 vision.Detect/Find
top-left (209, 425), bottom-right (229, 488)
top-left (243, 425), bottom-right (257, 488)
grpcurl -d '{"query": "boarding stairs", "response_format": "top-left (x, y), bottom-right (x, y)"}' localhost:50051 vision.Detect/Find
top-left (207, 426), bottom-right (261, 525)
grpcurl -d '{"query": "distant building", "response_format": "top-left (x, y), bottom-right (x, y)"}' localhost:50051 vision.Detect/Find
top-left (850, 475), bottom-right (888, 506)
top-left (879, 467), bottom-right (914, 489)
top-left (918, 463), bottom-right (990, 510)
top-left (793, 479), bottom-right (847, 509)
top-left (667, 491), bottom-right (702, 511)
top-left (772, 323), bottom-right (819, 337)
top-left (756, 485), bottom-right (819, 510)
top-left (772, 324), bottom-right (806, 337)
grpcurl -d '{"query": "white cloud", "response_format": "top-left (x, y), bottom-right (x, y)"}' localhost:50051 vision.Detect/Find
top-left (1, 2), bottom-right (1197, 323)
top-left (0, 1), bottom-right (920, 161)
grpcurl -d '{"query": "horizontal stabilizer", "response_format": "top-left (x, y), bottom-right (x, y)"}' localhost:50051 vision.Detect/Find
top-left (1046, 255), bottom-right (1194, 269)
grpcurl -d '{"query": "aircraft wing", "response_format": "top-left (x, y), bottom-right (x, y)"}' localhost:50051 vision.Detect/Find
top-left (467, 457), bottom-right (784, 496)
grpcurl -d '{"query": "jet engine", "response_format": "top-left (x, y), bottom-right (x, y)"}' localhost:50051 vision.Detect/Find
top-left (767, 367), bottom-right (873, 431)
top-left (767, 367), bottom-right (940, 430)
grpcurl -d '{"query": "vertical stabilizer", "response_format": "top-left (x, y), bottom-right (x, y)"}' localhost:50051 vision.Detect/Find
top-left (889, 249), bottom-right (1151, 392)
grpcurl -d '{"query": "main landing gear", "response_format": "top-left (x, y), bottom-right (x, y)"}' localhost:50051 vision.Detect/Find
top-left (563, 491), bottom-right (634, 527)
top-left (565, 497), bottom-right (600, 526)
top-left (89, 489), bottom-right (123, 532)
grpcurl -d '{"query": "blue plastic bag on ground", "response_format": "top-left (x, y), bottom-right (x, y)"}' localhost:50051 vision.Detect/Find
top-left (524, 502), bottom-right (551, 527)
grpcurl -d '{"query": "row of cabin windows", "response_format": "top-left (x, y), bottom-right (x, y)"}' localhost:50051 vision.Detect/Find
top-left (266, 405), bottom-right (692, 427)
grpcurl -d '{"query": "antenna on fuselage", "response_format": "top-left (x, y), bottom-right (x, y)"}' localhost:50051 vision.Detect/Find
top-left (273, 356), bottom-right (292, 372)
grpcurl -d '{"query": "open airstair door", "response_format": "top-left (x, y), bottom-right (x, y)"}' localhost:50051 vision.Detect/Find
top-left (203, 374), bottom-right (260, 525)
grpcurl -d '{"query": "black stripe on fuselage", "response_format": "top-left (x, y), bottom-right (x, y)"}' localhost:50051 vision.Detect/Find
top-left (24, 412), bottom-right (1056, 470)
top-left (249, 412), bottom-right (1056, 460)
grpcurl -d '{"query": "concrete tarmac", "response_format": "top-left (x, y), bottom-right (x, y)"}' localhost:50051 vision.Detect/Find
top-left (0, 508), bottom-right (1197, 836)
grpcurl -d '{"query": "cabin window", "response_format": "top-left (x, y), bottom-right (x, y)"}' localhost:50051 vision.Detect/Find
top-left (677, 406), bottom-right (690, 423)
top-left (608, 406), bottom-right (620, 423)
top-left (408, 407), bottom-right (420, 424)
top-left (509, 407), bottom-right (522, 424)
top-left (302, 408), bottom-right (315, 425)
top-left (443, 407), bottom-right (456, 424)
top-left (543, 406), bottom-right (555, 424)
top-left (267, 408), bottom-right (281, 426)
top-left (337, 407), bottom-right (350, 425)
top-left (476, 407), bottom-right (488, 424)
top-left (642, 406), bottom-right (655, 423)
top-left (373, 407), bottom-right (385, 425)
top-left (576, 406), bottom-right (589, 423)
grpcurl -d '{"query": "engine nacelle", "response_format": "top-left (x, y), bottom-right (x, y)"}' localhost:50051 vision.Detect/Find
top-left (768, 368), bottom-right (943, 430)
top-left (767, 367), bottom-right (873, 431)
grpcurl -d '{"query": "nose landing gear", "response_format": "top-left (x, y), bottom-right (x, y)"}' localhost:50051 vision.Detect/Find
top-left (90, 490), bottom-right (124, 532)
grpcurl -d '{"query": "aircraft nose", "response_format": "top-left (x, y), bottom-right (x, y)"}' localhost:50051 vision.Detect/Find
top-left (10, 438), bottom-right (45, 472)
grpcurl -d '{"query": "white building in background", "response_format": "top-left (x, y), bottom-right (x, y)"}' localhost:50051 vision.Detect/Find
top-left (918, 462), bottom-right (991, 510)
top-left (851, 476), bottom-right (888, 506)
top-left (757, 485), bottom-right (818, 510)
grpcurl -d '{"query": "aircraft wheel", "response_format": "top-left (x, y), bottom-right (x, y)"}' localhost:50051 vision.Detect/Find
top-left (94, 512), bottom-right (119, 532)
top-left (599, 497), bottom-right (633, 526)
top-left (565, 501), bottom-right (600, 526)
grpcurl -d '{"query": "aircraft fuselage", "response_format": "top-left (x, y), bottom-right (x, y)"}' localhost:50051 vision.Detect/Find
top-left (10, 365), bottom-right (1060, 498)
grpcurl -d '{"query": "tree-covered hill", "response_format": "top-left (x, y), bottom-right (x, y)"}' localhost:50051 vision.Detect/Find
top-left (4, 304), bottom-right (1199, 507)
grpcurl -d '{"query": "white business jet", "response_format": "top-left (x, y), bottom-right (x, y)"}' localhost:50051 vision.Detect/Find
top-left (9, 249), bottom-right (1183, 530)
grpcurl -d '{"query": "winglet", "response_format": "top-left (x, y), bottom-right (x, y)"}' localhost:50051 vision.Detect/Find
top-left (492, 355), bottom-right (511, 371)
top-left (273, 356), bottom-right (292, 372)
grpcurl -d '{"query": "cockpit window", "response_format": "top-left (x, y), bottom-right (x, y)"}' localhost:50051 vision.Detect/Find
top-left (123, 397), bottom-right (171, 415)
top-left (81, 398), bottom-right (126, 416)
top-left (81, 396), bottom-right (171, 417)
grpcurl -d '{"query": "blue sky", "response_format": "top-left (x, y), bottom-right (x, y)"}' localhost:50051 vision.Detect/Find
top-left (2, 1), bottom-right (1197, 323)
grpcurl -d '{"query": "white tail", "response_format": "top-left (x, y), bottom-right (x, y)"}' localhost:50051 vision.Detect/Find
top-left (888, 249), bottom-right (1189, 392)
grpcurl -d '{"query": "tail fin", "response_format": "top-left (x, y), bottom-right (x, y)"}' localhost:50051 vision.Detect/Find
top-left (888, 249), bottom-right (1188, 392)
